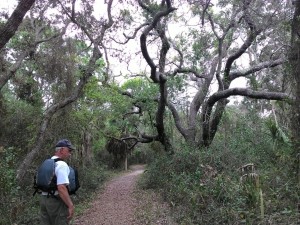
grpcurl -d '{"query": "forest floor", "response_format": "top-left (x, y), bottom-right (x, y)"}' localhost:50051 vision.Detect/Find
top-left (72, 164), bottom-right (177, 225)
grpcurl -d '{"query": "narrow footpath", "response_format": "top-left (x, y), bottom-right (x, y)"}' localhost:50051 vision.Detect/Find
top-left (72, 165), bottom-right (176, 225)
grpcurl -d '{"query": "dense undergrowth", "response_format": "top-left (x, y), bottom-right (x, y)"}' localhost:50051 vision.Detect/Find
top-left (138, 115), bottom-right (300, 224)
top-left (139, 146), bottom-right (299, 224)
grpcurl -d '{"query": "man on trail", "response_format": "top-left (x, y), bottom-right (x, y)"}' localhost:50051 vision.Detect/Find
top-left (40, 139), bottom-right (75, 225)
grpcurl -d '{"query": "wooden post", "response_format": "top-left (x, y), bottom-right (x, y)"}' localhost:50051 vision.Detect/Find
top-left (125, 153), bottom-right (128, 171)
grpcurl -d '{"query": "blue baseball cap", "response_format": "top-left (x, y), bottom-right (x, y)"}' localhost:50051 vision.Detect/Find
top-left (55, 139), bottom-right (75, 150)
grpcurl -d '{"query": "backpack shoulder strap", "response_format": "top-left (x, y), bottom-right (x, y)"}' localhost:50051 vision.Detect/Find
top-left (54, 158), bottom-right (63, 162)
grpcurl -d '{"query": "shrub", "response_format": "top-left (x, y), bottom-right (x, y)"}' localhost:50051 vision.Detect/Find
top-left (139, 132), bottom-right (297, 224)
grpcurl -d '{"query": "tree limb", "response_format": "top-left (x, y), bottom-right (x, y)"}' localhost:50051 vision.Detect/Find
top-left (207, 88), bottom-right (291, 107)
top-left (229, 58), bottom-right (287, 80)
top-left (111, 23), bottom-right (149, 44)
top-left (139, 3), bottom-right (176, 82)
top-left (0, 0), bottom-right (35, 50)
top-left (224, 1), bottom-right (262, 84)
top-left (167, 101), bottom-right (189, 138)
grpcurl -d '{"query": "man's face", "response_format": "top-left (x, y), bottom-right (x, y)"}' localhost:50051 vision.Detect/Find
top-left (59, 147), bottom-right (72, 159)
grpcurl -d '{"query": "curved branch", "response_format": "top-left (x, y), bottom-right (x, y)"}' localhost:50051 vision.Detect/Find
top-left (201, 0), bottom-right (212, 26)
top-left (224, 30), bottom-right (261, 81)
top-left (176, 68), bottom-right (207, 79)
top-left (206, 7), bottom-right (241, 90)
top-left (201, 88), bottom-right (291, 147)
top-left (229, 58), bottom-right (287, 80)
top-left (224, 1), bottom-right (262, 83)
top-left (110, 23), bottom-right (149, 44)
top-left (167, 101), bottom-right (189, 138)
top-left (140, 5), bottom-right (176, 82)
top-left (168, 39), bottom-right (206, 79)
top-left (207, 88), bottom-right (291, 106)
top-left (140, 133), bottom-right (159, 142)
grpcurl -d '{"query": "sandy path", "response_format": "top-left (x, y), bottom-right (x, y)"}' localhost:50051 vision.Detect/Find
top-left (72, 165), bottom-right (144, 225)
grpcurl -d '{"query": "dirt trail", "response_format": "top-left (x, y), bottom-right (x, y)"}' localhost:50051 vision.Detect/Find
top-left (72, 165), bottom-right (145, 225)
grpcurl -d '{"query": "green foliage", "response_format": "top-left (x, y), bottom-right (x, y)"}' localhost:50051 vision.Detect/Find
top-left (140, 1), bottom-right (162, 20)
top-left (185, 30), bottom-right (214, 65)
top-left (265, 118), bottom-right (291, 145)
top-left (167, 75), bottom-right (186, 97)
top-left (8, 21), bottom-right (35, 51)
top-left (0, 93), bottom-right (42, 150)
top-left (82, 77), bottom-right (159, 140)
top-left (76, 164), bottom-right (109, 199)
top-left (0, 148), bottom-right (18, 195)
top-left (0, 0), bottom-right (297, 224)
top-left (213, 107), bottom-right (273, 167)
top-left (248, 75), bottom-right (259, 90)
top-left (121, 77), bottom-right (158, 109)
top-left (140, 108), bottom-right (297, 224)
top-left (120, 9), bottom-right (133, 25)
top-left (0, 147), bottom-right (23, 224)
top-left (139, 147), bottom-right (241, 224)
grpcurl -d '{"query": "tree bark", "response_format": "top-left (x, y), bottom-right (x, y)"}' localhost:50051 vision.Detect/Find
top-left (290, 0), bottom-right (300, 187)
top-left (139, 0), bottom-right (176, 152)
top-left (0, 0), bottom-right (35, 50)
top-left (82, 130), bottom-right (93, 166)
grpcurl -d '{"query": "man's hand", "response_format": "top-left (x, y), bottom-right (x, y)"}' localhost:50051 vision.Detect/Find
top-left (67, 204), bottom-right (75, 220)
top-left (57, 184), bottom-right (75, 220)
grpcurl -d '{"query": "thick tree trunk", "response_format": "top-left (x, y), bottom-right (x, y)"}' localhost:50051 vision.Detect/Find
top-left (82, 131), bottom-right (93, 166)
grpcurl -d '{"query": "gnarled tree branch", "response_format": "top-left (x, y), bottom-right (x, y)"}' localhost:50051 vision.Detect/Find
top-left (0, 0), bottom-right (35, 50)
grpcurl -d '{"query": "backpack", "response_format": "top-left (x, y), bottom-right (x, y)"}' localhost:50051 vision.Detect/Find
top-left (33, 158), bottom-right (80, 196)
